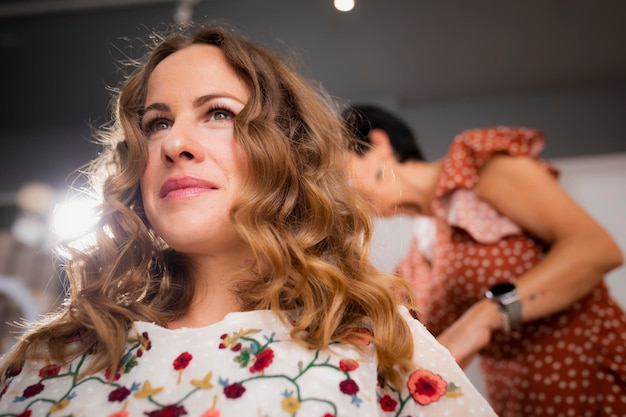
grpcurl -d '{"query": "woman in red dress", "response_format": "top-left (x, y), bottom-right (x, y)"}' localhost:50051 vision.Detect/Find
top-left (344, 104), bottom-right (626, 416)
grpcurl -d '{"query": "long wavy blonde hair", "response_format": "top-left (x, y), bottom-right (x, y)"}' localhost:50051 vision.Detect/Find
top-left (1, 23), bottom-right (416, 389)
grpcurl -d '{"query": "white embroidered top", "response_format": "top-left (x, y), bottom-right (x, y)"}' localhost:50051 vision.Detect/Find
top-left (0, 307), bottom-right (496, 417)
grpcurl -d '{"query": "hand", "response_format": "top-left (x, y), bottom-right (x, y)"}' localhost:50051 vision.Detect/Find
top-left (436, 299), bottom-right (501, 369)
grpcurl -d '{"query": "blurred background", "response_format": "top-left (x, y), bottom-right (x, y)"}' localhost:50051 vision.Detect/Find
top-left (0, 0), bottom-right (625, 388)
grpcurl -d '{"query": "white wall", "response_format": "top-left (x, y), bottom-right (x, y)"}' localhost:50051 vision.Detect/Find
top-left (553, 153), bottom-right (626, 307)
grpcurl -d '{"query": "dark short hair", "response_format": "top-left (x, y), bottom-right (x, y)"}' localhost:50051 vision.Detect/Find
top-left (343, 104), bottom-right (424, 162)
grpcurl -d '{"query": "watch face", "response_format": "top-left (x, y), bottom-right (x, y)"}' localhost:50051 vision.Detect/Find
top-left (488, 282), bottom-right (516, 296)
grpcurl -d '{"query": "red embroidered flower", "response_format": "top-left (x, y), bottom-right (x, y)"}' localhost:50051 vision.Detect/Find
top-left (249, 348), bottom-right (274, 373)
top-left (339, 379), bottom-right (359, 396)
top-left (16, 411), bottom-right (32, 417)
top-left (22, 383), bottom-right (45, 398)
top-left (140, 332), bottom-right (152, 353)
top-left (173, 352), bottom-right (193, 371)
top-left (339, 359), bottom-right (359, 372)
top-left (144, 404), bottom-right (188, 417)
top-left (231, 342), bottom-right (242, 352)
top-left (379, 394), bottom-right (398, 411)
top-left (218, 334), bottom-right (228, 349)
top-left (322, 414), bottom-right (334, 417)
top-left (108, 386), bottom-right (131, 402)
top-left (223, 382), bottom-right (246, 399)
top-left (6, 363), bottom-right (23, 378)
top-left (38, 364), bottom-right (61, 378)
top-left (407, 369), bottom-right (447, 405)
top-left (105, 367), bottom-right (122, 381)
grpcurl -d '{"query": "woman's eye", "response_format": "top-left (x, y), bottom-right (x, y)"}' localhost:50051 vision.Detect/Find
top-left (153, 121), bottom-right (170, 131)
top-left (144, 118), bottom-right (171, 134)
top-left (209, 109), bottom-right (234, 121)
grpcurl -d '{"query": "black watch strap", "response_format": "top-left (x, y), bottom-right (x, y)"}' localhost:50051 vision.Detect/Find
top-left (486, 282), bottom-right (522, 332)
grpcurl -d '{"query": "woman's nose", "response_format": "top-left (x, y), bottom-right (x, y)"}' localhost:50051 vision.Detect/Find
top-left (161, 119), bottom-right (205, 164)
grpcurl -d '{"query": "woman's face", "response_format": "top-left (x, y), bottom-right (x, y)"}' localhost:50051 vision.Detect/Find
top-left (348, 149), bottom-right (403, 218)
top-left (139, 44), bottom-right (251, 256)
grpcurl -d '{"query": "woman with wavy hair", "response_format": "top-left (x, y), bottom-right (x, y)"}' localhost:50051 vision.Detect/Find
top-left (0, 23), bottom-right (495, 417)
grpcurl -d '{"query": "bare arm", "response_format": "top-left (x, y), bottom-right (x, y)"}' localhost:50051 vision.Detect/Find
top-left (474, 153), bottom-right (623, 320)
top-left (437, 153), bottom-right (623, 367)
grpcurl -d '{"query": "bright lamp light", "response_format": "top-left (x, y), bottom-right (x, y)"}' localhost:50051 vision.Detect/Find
top-left (334, 0), bottom-right (355, 12)
top-left (52, 198), bottom-right (100, 243)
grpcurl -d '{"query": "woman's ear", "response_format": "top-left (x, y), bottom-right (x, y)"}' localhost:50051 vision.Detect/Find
top-left (368, 128), bottom-right (395, 159)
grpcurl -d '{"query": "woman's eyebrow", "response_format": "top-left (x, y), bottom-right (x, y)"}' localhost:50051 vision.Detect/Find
top-left (142, 102), bottom-right (170, 114)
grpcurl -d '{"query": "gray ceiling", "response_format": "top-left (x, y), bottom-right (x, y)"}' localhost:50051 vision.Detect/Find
top-left (1, 0), bottom-right (626, 192)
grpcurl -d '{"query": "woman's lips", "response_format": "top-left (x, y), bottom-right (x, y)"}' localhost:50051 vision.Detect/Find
top-left (159, 176), bottom-right (218, 199)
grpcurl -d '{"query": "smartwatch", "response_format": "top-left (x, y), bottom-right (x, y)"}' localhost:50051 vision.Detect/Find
top-left (485, 282), bottom-right (522, 332)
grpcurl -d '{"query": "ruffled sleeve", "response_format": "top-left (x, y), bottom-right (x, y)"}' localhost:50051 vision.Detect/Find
top-left (432, 126), bottom-right (558, 243)
top-left (377, 306), bottom-right (497, 416)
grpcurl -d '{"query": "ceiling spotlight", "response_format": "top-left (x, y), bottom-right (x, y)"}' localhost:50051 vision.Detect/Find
top-left (334, 0), bottom-right (355, 12)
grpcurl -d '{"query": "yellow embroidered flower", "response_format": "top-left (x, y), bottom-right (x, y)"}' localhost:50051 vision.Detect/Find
top-left (200, 394), bottom-right (220, 416)
top-left (128, 332), bottom-right (151, 352)
top-left (445, 382), bottom-right (463, 398)
top-left (218, 328), bottom-right (260, 350)
top-left (281, 396), bottom-right (301, 413)
top-left (133, 380), bottom-right (164, 398)
top-left (49, 398), bottom-right (70, 413)
top-left (191, 371), bottom-right (215, 389)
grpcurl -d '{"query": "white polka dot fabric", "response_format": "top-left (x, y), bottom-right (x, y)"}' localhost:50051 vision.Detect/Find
top-left (396, 127), bottom-right (626, 416)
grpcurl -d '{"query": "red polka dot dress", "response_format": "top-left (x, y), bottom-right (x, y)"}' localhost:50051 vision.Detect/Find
top-left (396, 127), bottom-right (626, 417)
